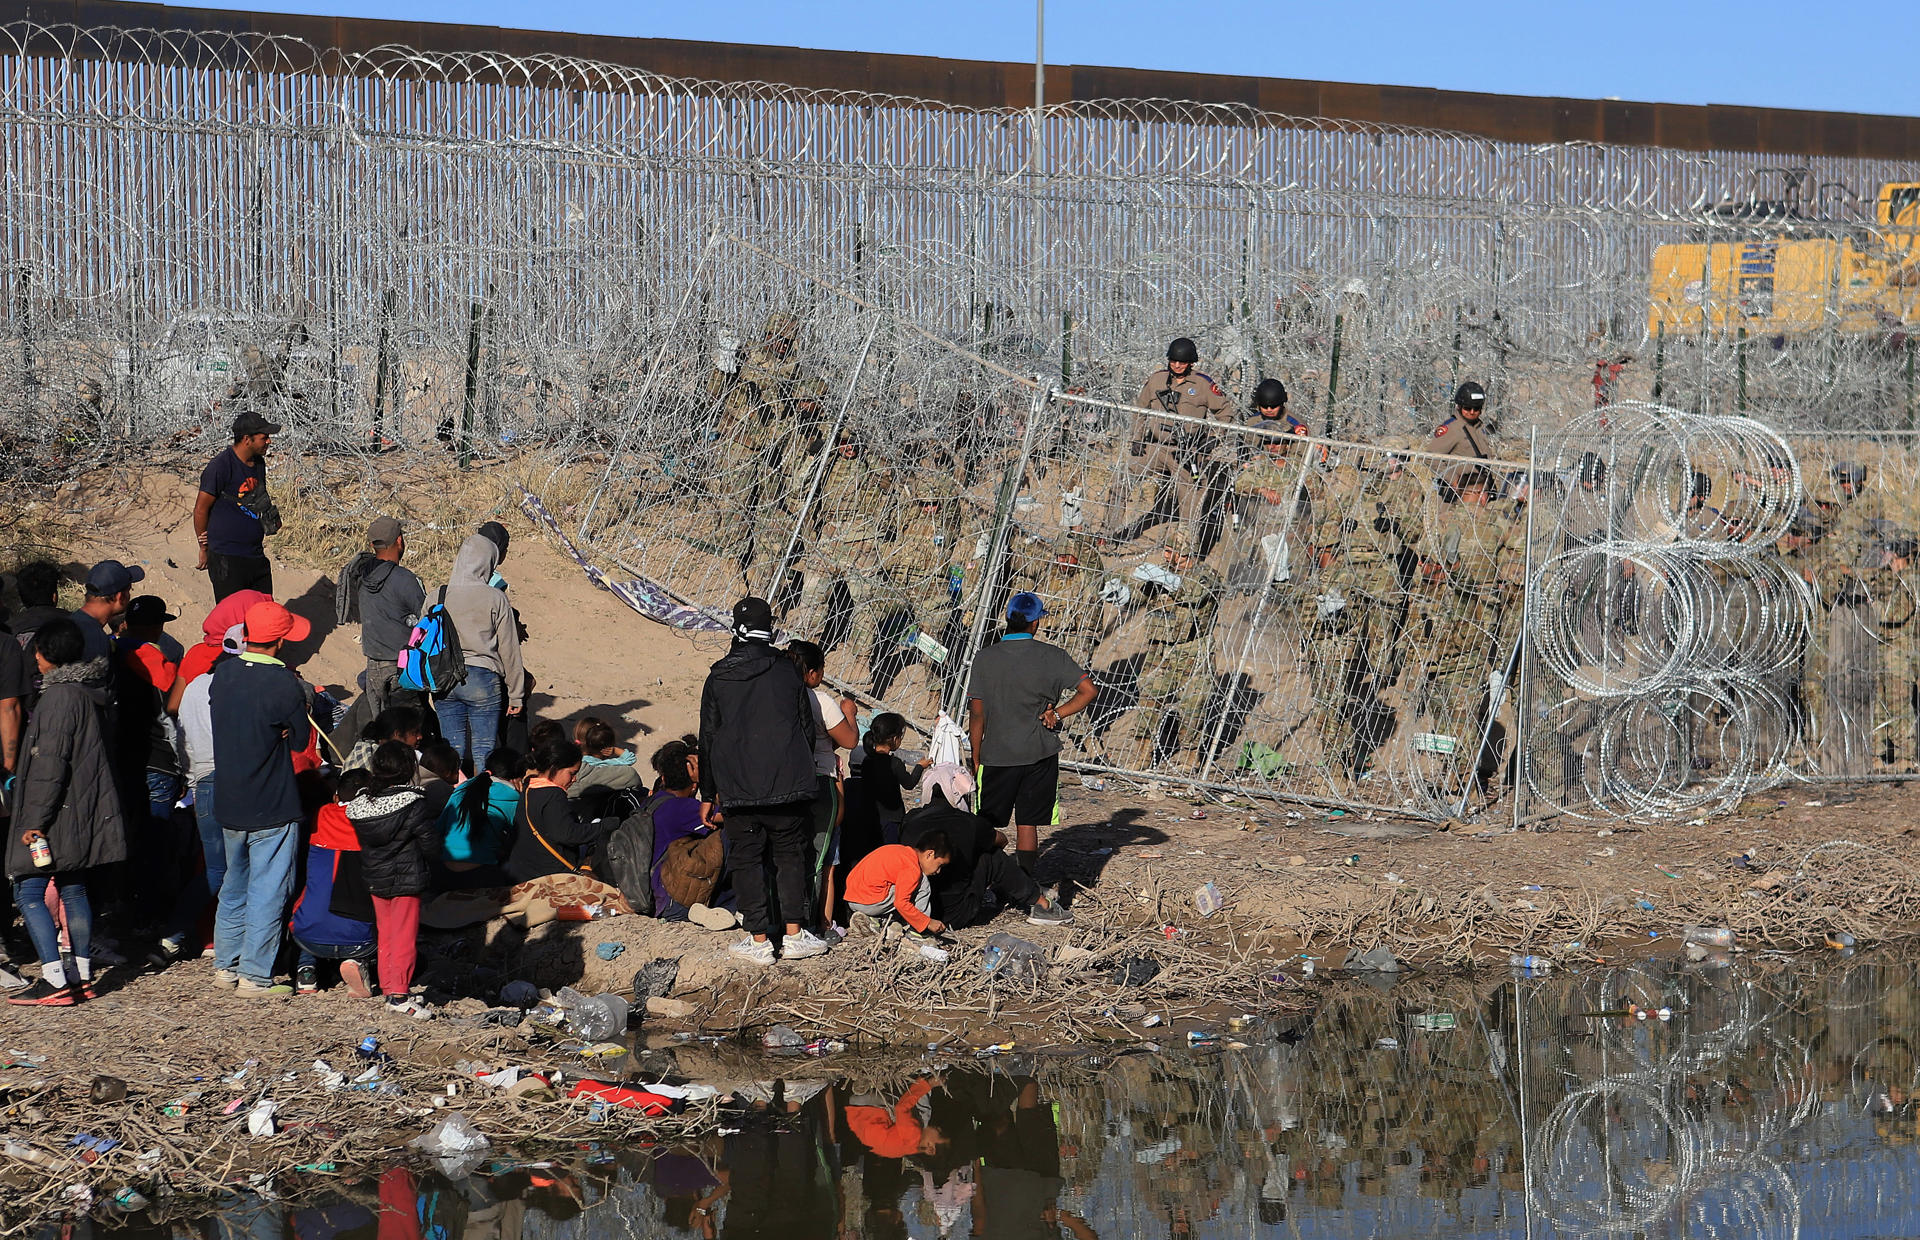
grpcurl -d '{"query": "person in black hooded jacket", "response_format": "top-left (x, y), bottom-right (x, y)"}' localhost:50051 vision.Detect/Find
top-left (339, 742), bottom-right (438, 1020)
top-left (698, 596), bottom-right (825, 965)
top-left (5, 619), bottom-right (127, 1006)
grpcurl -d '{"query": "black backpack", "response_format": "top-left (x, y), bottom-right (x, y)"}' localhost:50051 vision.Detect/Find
top-left (598, 790), bottom-right (668, 917)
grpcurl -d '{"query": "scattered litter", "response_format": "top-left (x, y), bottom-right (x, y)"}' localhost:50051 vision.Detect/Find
top-left (1409, 1013), bottom-right (1457, 1032)
top-left (594, 942), bottom-right (626, 961)
top-left (1186, 1031), bottom-right (1222, 1049)
top-left (1077, 775), bottom-right (1107, 790)
top-left (499, 980), bottom-right (542, 1009)
top-left (1681, 926), bottom-right (1734, 948)
top-left (1342, 854), bottom-right (1360, 867)
top-left (567, 1081), bottom-right (676, 1116)
top-left (1346, 946), bottom-right (1401, 973)
top-left (1826, 931), bottom-right (1858, 951)
top-left (983, 933), bottom-right (1043, 977)
top-left (1508, 954), bottom-right (1553, 972)
top-left (974, 1042), bottom-right (1015, 1057)
top-left (1383, 873), bottom-right (1404, 885)
top-left (917, 941), bottom-right (951, 963)
top-left (1593, 847), bottom-right (1616, 857)
top-left (1227, 1014), bottom-right (1260, 1032)
top-left (645, 996), bottom-right (699, 1020)
top-left (1375, 1037), bottom-right (1400, 1049)
top-left (88, 1075), bottom-right (127, 1104)
top-left (109, 1187), bottom-right (149, 1213)
top-left (1193, 882), bottom-right (1224, 917)
top-left (413, 1113), bottom-right (490, 1158)
top-left (761, 1024), bottom-right (805, 1050)
top-left (1107, 957), bottom-right (1162, 987)
top-left (1188, 808), bottom-right (1207, 820)
top-left (1804, 801), bottom-right (1823, 807)
top-left (1141, 1014), bottom-right (1163, 1028)
top-left (246, 1100), bottom-right (278, 1138)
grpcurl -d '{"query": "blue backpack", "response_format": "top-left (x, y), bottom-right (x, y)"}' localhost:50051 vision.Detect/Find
top-left (397, 587), bottom-right (468, 695)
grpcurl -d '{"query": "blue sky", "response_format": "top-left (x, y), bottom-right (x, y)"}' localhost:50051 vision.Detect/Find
top-left (186, 0), bottom-right (1915, 117)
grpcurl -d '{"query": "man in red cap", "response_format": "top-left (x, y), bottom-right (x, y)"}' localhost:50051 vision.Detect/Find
top-left (207, 599), bottom-right (313, 998)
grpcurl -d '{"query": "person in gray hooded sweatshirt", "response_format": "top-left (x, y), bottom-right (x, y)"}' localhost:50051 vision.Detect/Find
top-left (437, 534), bottom-right (525, 774)
top-left (335, 515), bottom-right (428, 744)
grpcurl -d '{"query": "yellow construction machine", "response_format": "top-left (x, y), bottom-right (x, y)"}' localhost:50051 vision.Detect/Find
top-left (1649, 182), bottom-right (1920, 335)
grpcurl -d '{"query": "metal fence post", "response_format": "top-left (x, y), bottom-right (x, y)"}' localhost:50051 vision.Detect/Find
top-left (945, 382), bottom-right (1048, 722)
top-left (459, 298), bottom-right (482, 471)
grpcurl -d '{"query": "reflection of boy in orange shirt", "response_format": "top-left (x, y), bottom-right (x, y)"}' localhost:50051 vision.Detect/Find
top-left (845, 1077), bottom-right (947, 1159)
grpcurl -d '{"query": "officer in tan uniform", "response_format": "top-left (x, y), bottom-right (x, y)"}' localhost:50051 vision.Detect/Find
top-left (1430, 381), bottom-right (1495, 461)
top-left (1129, 528), bottom-right (1223, 766)
top-left (1106, 337), bottom-right (1233, 543)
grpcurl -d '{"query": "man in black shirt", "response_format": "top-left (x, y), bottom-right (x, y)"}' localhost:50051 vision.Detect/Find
top-left (901, 769), bottom-right (1072, 928)
top-left (194, 411), bottom-right (281, 601)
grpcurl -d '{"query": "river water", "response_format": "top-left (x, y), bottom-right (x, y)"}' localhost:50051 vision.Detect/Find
top-left (65, 955), bottom-right (1920, 1238)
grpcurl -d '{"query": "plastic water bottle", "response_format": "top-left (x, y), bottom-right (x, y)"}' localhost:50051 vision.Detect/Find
top-left (982, 944), bottom-right (1004, 973)
top-left (1508, 954), bottom-right (1553, 972)
top-left (1681, 926), bottom-right (1734, 948)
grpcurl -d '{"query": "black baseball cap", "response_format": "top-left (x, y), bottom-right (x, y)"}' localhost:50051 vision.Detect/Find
top-left (231, 410), bottom-right (282, 438)
top-left (731, 596), bottom-right (775, 638)
top-left (126, 595), bottom-right (176, 626)
top-left (85, 559), bottom-right (145, 597)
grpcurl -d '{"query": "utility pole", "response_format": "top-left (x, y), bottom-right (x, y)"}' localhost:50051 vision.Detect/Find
top-left (1034, 0), bottom-right (1045, 176)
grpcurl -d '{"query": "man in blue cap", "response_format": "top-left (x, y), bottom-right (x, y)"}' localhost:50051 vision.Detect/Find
top-left (966, 590), bottom-right (1097, 877)
top-left (72, 559), bottom-right (144, 663)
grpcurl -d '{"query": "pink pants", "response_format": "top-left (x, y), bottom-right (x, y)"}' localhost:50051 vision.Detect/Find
top-left (371, 895), bottom-right (421, 999)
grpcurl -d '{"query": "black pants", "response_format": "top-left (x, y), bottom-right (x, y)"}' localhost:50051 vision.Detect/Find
top-left (941, 850), bottom-right (1040, 928)
top-left (723, 805), bottom-right (810, 936)
top-left (208, 552), bottom-right (273, 602)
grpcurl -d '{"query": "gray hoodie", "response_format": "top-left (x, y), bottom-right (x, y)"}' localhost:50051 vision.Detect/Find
top-left (442, 535), bottom-right (526, 707)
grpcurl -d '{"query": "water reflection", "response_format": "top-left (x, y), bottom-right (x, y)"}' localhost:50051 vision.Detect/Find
top-left (53, 957), bottom-right (1920, 1239)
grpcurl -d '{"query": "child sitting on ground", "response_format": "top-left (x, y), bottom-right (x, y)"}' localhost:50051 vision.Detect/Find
top-left (340, 742), bottom-right (439, 1020)
top-left (841, 833), bottom-right (951, 944)
top-left (416, 739), bottom-right (463, 818)
top-left (436, 746), bottom-right (525, 890)
top-left (569, 716), bottom-right (640, 802)
top-left (858, 713), bottom-right (931, 846)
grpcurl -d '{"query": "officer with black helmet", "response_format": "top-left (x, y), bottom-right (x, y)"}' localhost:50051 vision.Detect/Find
top-left (1432, 380), bottom-right (1496, 461)
top-left (1105, 337), bottom-right (1232, 543)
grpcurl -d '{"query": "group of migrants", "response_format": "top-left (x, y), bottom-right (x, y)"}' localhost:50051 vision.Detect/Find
top-left (0, 403), bottom-right (1102, 1000)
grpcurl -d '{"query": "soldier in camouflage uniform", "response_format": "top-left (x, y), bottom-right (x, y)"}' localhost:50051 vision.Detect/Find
top-left (1296, 507), bottom-right (1402, 781)
top-left (1129, 529), bottom-right (1223, 766)
top-left (1409, 466), bottom-right (1523, 796)
top-left (869, 489), bottom-right (963, 701)
top-left (1817, 462), bottom-right (1885, 776)
top-left (1873, 532), bottom-right (1920, 770)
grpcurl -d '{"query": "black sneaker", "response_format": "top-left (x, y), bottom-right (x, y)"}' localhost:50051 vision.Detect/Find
top-left (295, 964), bottom-right (320, 995)
top-left (145, 938), bottom-right (187, 972)
top-left (6, 979), bottom-right (75, 1007)
top-left (1027, 901), bottom-right (1075, 927)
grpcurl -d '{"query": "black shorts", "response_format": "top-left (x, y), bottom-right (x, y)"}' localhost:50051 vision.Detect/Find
top-left (978, 755), bottom-right (1061, 830)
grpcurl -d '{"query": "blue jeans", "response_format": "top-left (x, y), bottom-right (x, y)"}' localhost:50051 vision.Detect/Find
top-left (14, 875), bottom-right (90, 968)
top-left (145, 770), bottom-right (182, 821)
top-left (214, 823), bottom-right (299, 985)
top-left (438, 666), bottom-right (502, 773)
top-left (164, 776), bottom-right (227, 946)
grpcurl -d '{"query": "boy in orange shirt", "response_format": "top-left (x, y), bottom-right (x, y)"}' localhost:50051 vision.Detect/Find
top-left (842, 834), bottom-right (951, 936)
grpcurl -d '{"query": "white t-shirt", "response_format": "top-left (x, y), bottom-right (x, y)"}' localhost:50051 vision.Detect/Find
top-left (809, 687), bottom-right (844, 779)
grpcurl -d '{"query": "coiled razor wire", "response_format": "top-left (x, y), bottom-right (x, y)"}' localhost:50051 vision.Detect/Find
top-left (1521, 404), bottom-right (1816, 820)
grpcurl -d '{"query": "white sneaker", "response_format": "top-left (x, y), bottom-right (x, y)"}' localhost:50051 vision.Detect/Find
top-left (386, 995), bottom-right (435, 1021)
top-left (781, 929), bottom-right (830, 961)
top-left (0, 967), bottom-right (27, 991)
top-left (689, 903), bottom-right (738, 931)
top-left (729, 937), bottom-right (777, 965)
